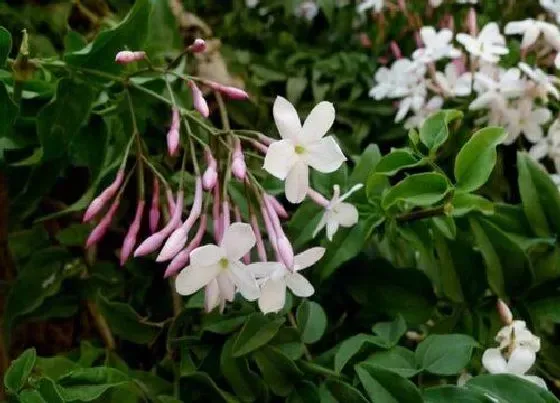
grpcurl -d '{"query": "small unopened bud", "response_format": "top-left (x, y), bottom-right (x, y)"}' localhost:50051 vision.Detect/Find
top-left (268, 195), bottom-right (289, 219)
top-left (157, 226), bottom-right (187, 262)
top-left (188, 80), bottom-right (209, 118)
top-left (249, 139), bottom-right (269, 154)
top-left (149, 178), bottom-right (161, 233)
top-left (83, 170), bottom-right (125, 222)
top-left (164, 214), bottom-right (207, 278)
top-left (86, 197), bottom-right (121, 248)
top-left (497, 299), bottom-right (513, 325)
top-left (120, 200), bottom-right (145, 266)
top-left (277, 235), bottom-right (294, 270)
top-left (467, 7), bottom-right (477, 36)
top-left (231, 139), bottom-right (247, 181)
top-left (306, 188), bottom-right (329, 208)
top-left (115, 50), bottom-right (146, 64)
top-left (390, 41), bottom-right (402, 59)
top-left (188, 38), bottom-right (207, 53)
top-left (257, 134), bottom-right (275, 146)
top-left (202, 148), bottom-right (218, 190)
top-left (167, 108), bottom-right (181, 157)
top-left (166, 188), bottom-right (176, 218)
top-left (261, 204), bottom-right (278, 252)
top-left (208, 82), bottom-right (249, 100)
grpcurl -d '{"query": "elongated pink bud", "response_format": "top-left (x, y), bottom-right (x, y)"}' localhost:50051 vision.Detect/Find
top-left (359, 33), bottom-right (372, 49)
top-left (307, 188), bottom-right (329, 207)
top-left (188, 38), bottom-right (207, 53)
top-left (167, 108), bottom-right (181, 157)
top-left (120, 200), bottom-right (145, 266)
top-left (257, 134), bottom-right (275, 146)
top-left (390, 41), bottom-right (402, 59)
top-left (213, 183), bottom-right (222, 243)
top-left (86, 197), bottom-right (121, 248)
top-left (149, 178), bottom-right (161, 233)
top-left (208, 81), bottom-right (250, 100)
top-left (202, 148), bottom-right (218, 191)
top-left (164, 214), bottom-right (207, 278)
top-left (83, 170), bottom-right (125, 223)
top-left (233, 206), bottom-right (250, 264)
top-left (115, 51), bottom-right (146, 64)
top-left (251, 213), bottom-right (267, 262)
top-left (231, 138), bottom-right (247, 181)
top-left (263, 195), bottom-right (283, 233)
top-left (276, 235), bottom-right (294, 270)
top-left (497, 299), bottom-right (513, 325)
top-left (261, 204), bottom-right (278, 253)
top-left (188, 80), bottom-right (209, 118)
top-left (467, 7), bottom-right (477, 36)
top-left (134, 191), bottom-right (184, 257)
top-left (166, 188), bottom-right (176, 218)
top-left (249, 139), bottom-right (268, 154)
top-left (267, 195), bottom-right (288, 219)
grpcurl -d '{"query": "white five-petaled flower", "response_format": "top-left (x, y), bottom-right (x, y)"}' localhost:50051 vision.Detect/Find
top-left (505, 19), bottom-right (560, 50)
top-left (504, 98), bottom-right (551, 145)
top-left (519, 62), bottom-right (560, 101)
top-left (482, 320), bottom-right (546, 390)
top-left (314, 184), bottom-right (363, 241)
top-left (413, 27), bottom-right (461, 64)
top-left (369, 59), bottom-right (426, 101)
top-left (434, 62), bottom-right (473, 97)
top-left (456, 23), bottom-right (509, 63)
top-left (249, 248), bottom-right (325, 314)
top-left (264, 97), bottom-right (346, 204)
top-left (469, 68), bottom-right (525, 112)
top-left (175, 223), bottom-right (260, 304)
top-left (529, 119), bottom-right (560, 172)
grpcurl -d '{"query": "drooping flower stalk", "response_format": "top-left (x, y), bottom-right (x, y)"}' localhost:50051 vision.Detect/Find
top-left (83, 170), bottom-right (125, 222)
top-left (86, 196), bottom-right (122, 248)
top-left (120, 200), bottom-right (146, 266)
top-left (164, 214), bottom-right (208, 278)
top-left (149, 177), bottom-right (161, 233)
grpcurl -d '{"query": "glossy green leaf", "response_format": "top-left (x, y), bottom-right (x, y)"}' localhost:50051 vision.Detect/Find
top-left (371, 315), bottom-right (407, 348)
top-left (287, 381), bottom-right (321, 403)
top-left (323, 379), bottom-right (369, 403)
top-left (382, 173), bottom-right (451, 209)
top-left (4, 348), bottom-right (36, 393)
top-left (0, 26), bottom-right (11, 67)
top-left (56, 368), bottom-right (129, 402)
top-left (363, 347), bottom-right (418, 378)
top-left (252, 346), bottom-right (303, 397)
top-left (349, 144), bottom-right (382, 185)
top-left (296, 300), bottom-right (327, 344)
top-left (423, 386), bottom-right (491, 402)
top-left (419, 110), bottom-right (463, 152)
top-left (355, 364), bottom-right (423, 403)
top-left (286, 77), bottom-right (308, 104)
top-left (454, 127), bottom-right (507, 193)
top-left (375, 149), bottom-right (424, 176)
top-left (451, 193), bottom-right (494, 216)
top-left (233, 314), bottom-right (285, 357)
top-left (467, 374), bottom-right (557, 402)
top-left (334, 334), bottom-right (387, 373)
top-left (415, 334), bottom-right (478, 375)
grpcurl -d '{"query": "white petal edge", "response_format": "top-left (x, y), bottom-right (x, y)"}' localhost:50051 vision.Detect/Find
top-left (302, 101), bottom-right (336, 143)
top-left (305, 136), bottom-right (346, 174)
top-left (273, 96), bottom-right (301, 141)
top-left (286, 273), bottom-right (314, 297)
top-left (258, 279), bottom-right (287, 314)
top-left (285, 161), bottom-right (309, 204)
top-left (221, 222), bottom-right (256, 261)
top-left (263, 140), bottom-right (298, 180)
top-left (482, 348), bottom-right (508, 374)
top-left (175, 263), bottom-right (221, 296)
top-left (189, 244), bottom-right (224, 269)
top-left (294, 247), bottom-right (326, 271)
top-left (229, 262), bottom-right (260, 301)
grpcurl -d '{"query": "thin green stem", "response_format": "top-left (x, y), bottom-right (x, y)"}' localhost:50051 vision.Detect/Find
top-left (287, 312), bottom-right (312, 361)
top-left (125, 88), bottom-right (145, 199)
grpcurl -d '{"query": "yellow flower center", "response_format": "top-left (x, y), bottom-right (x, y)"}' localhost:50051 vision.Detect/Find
top-left (295, 145), bottom-right (305, 155)
top-left (219, 258), bottom-right (229, 269)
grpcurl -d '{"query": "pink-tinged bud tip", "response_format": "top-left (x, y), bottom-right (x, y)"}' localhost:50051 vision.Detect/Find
top-left (164, 215), bottom-right (207, 278)
top-left (167, 128), bottom-right (180, 157)
top-left (189, 38), bottom-right (207, 53)
top-left (149, 178), bottom-right (161, 233)
top-left (157, 227), bottom-right (188, 262)
top-left (231, 142), bottom-right (247, 181)
top-left (268, 196), bottom-right (289, 219)
top-left (277, 235), bottom-right (294, 270)
top-left (208, 82), bottom-right (249, 100)
top-left (120, 200), bottom-right (145, 266)
top-left (188, 80), bottom-right (209, 118)
top-left (83, 170), bottom-right (124, 223)
top-left (86, 197), bottom-right (121, 248)
top-left (115, 51), bottom-right (146, 64)
top-left (497, 299), bottom-right (513, 325)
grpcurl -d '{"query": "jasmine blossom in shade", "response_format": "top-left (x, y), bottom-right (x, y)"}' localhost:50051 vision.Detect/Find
top-left (313, 184), bottom-right (363, 241)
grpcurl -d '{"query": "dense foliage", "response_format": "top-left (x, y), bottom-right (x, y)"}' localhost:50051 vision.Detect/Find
top-left (2, 1), bottom-right (560, 402)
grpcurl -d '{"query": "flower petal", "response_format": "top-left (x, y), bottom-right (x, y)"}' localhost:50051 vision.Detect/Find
top-left (302, 101), bottom-right (335, 143)
top-left (175, 263), bottom-right (221, 296)
top-left (190, 244), bottom-right (225, 268)
top-left (217, 271), bottom-right (236, 302)
top-left (286, 273), bottom-right (314, 297)
top-left (294, 247), bottom-right (325, 271)
top-left (221, 222), bottom-right (256, 261)
top-left (305, 136), bottom-right (346, 173)
top-left (312, 213), bottom-right (328, 238)
top-left (204, 278), bottom-right (221, 313)
top-left (326, 218), bottom-right (339, 241)
top-left (264, 140), bottom-right (298, 180)
top-left (332, 202), bottom-right (359, 227)
top-left (229, 262), bottom-right (260, 301)
top-left (285, 161), bottom-right (309, 204)
top-left (482, 348), bottom-right (508, 374)
top-left (258, 279), bottom-right (287, 314)
top-left (248, 262), bottom-right (284, 278)
top-left (273, 96), bottom-right (301, 141)
top-left (507, 346), bottom-right (536, 375)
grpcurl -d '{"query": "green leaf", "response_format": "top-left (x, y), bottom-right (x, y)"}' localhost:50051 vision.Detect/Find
top-left (65, 0), bottom-right (152, 75)
top-left (0, 26), bottom-right (12, 67)
top-left (334, 334), bottom-right (387, 373)
top-left (415, 334), bottom-right (478, 375)
top-left (467, 374), bottom-right (558, 402)
top-left (287, 381), bottom-right (321, 403)
top-left (375, 149), bottom-right (424, 176)
top-left (454, 127), bottom-right (507, 193)
top-left (233, 314), bottom-right (285, 357)
top-left (517, 152), bottom-right (560, 236)
top-left (371, 315), bottom-right (407, 348)
top-left (323, 379), bottom-right (369, 403)
top-left (202, 311), bottom-right (250, 335)
top-left (419, 110), bottom-right (462, 152)
top-left (382, 173), bottom-right (451, 210)
top-left (363, 347), bottom-right (418, 378)
top-left (0, 83), bottom-right (18, 138)
top-left (4, 348), bottom-right (36, 393)
top-left (180, 372), bottom-right (238, 402)
top-left (423, 386), bottom-right (491, 403)
top-left (145, 0), bottom-right (182, 60)
top-left (349, 144), bottom-right (382, 185)
top-left (220, 337), bottom-right (265, 402)
top-left (56, 368), bottom-right (129, 402)
top-left (286, 77), bottom-right (308, 104)
top-left (97, 293), bottom-right (163, 344)
top-left (451, 193), bottom-right (494, 216)
top-left (37, 78), bottom-right (95, 160)
top-left (296, 300), bottom-right (327, 344)
top-left (355, 364), bottom-right (423, 403)
top-left (55, 223), bottom-right (91, 247)
top-left (252, 346), bottom-right (303, 397)
top-left (36, 356), bottom-right (79, 381)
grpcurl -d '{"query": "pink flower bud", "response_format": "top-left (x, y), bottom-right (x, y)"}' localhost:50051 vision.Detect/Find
top-left (167, 108), bottom-right (181, 157)
top-left (115, 51), bottom-right (146, 64)
top-left (166, 188), bottom-right (176, 218)
top-left (390, 41), bottom-right (402, 59)
top-left (86, 197), bottom-right (121, 248)
top-left (261, 204), bottom-right (278, 253)
top-left (208, 82), bottom-right (250, 100)
top-left (149, 178), bottom-right (161, 233)
top-left (497, 299), bottom-right (513, 325)
top-left (452, 57), bottom-right (467, 75)
top-left (359, 33), bottom-right (372, 49)
top-left (213, 183), bottom-right (222, 243)
top-left (120, 200), bottom-right (145, 266)
top-left (188, 38), bottom-right (207, 53)
top-left (268, 195), bottom-right (289, 219)
top-left (467, 7), bottom-right (477, 36)
top-left (134, 191), bottom-right (184, 257)
top-left (83, 170), bottom-right (124, 222)
top-left (307, 188), bottom-right (329, 207)
top-left (164, 214), bottom-right (207, 278)
top-left (188, 80), bottom-right (209, 118)
top-left (251, 213), bottom-right (267, 262)
top-left (257, 134), bottom-right (275, 146)
top-left (276, 235), bottom-right (294, 270)
top-left (157, 226), bottom-right (187, 262)
top-left (202, 148), bottom-right (218, 191)
top-left (249, 139), bottom-right (268, 154)
top-left (231, 139), bottom-right (247, 181)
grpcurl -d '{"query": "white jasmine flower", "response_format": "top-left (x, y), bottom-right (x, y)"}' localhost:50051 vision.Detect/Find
top-left (530, 119), bottom-right (560, 172)
top-left (357, 0), bottom-right (383, 14)
top-left (505, 98), bottom-right (551, 144)
top-left (519, 62), bottom-right (560, 100)
top-left (264, 97), bottom-right (346, 204)
top-left (413, 27), bottom-right (461, 63)
top-left (175, 223), bottom-right (260, 302)
top-left (313, 184), bottom-right (363, 241)
top-left (555, 52), bottom-right (560, 69)
top-left (396, 83), bottom-right (428, 123)
top-left (369, 59), bottom-right (426, 100)
top-left (495, 320), bottom-right (541, 351)
top-left (295, 1), bottom-right (319, 21)
top-left (541, 0), bottom-right (560, 24)
top-left (429, 0), bottom-right (444, 6)
top-left (249, 248), bottom-right (325, 314)
top-left (505, 19), bottom-right (560, 50)
top-left (405, 96), bottom-right (444, 129)
top-left (434, 62), bottom-right (473, 97)
top-left (456, 0), bottom-right (478, 3)
top-left (469, 68), bottom-right (525, 112)
top-left (456, 23), bottom-right (509, 63)
top-left (551, 174), bottom-right (560, 191)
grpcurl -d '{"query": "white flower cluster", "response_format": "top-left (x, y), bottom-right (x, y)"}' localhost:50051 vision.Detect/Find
top-left (368, 8), bottom-right (560, 180)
